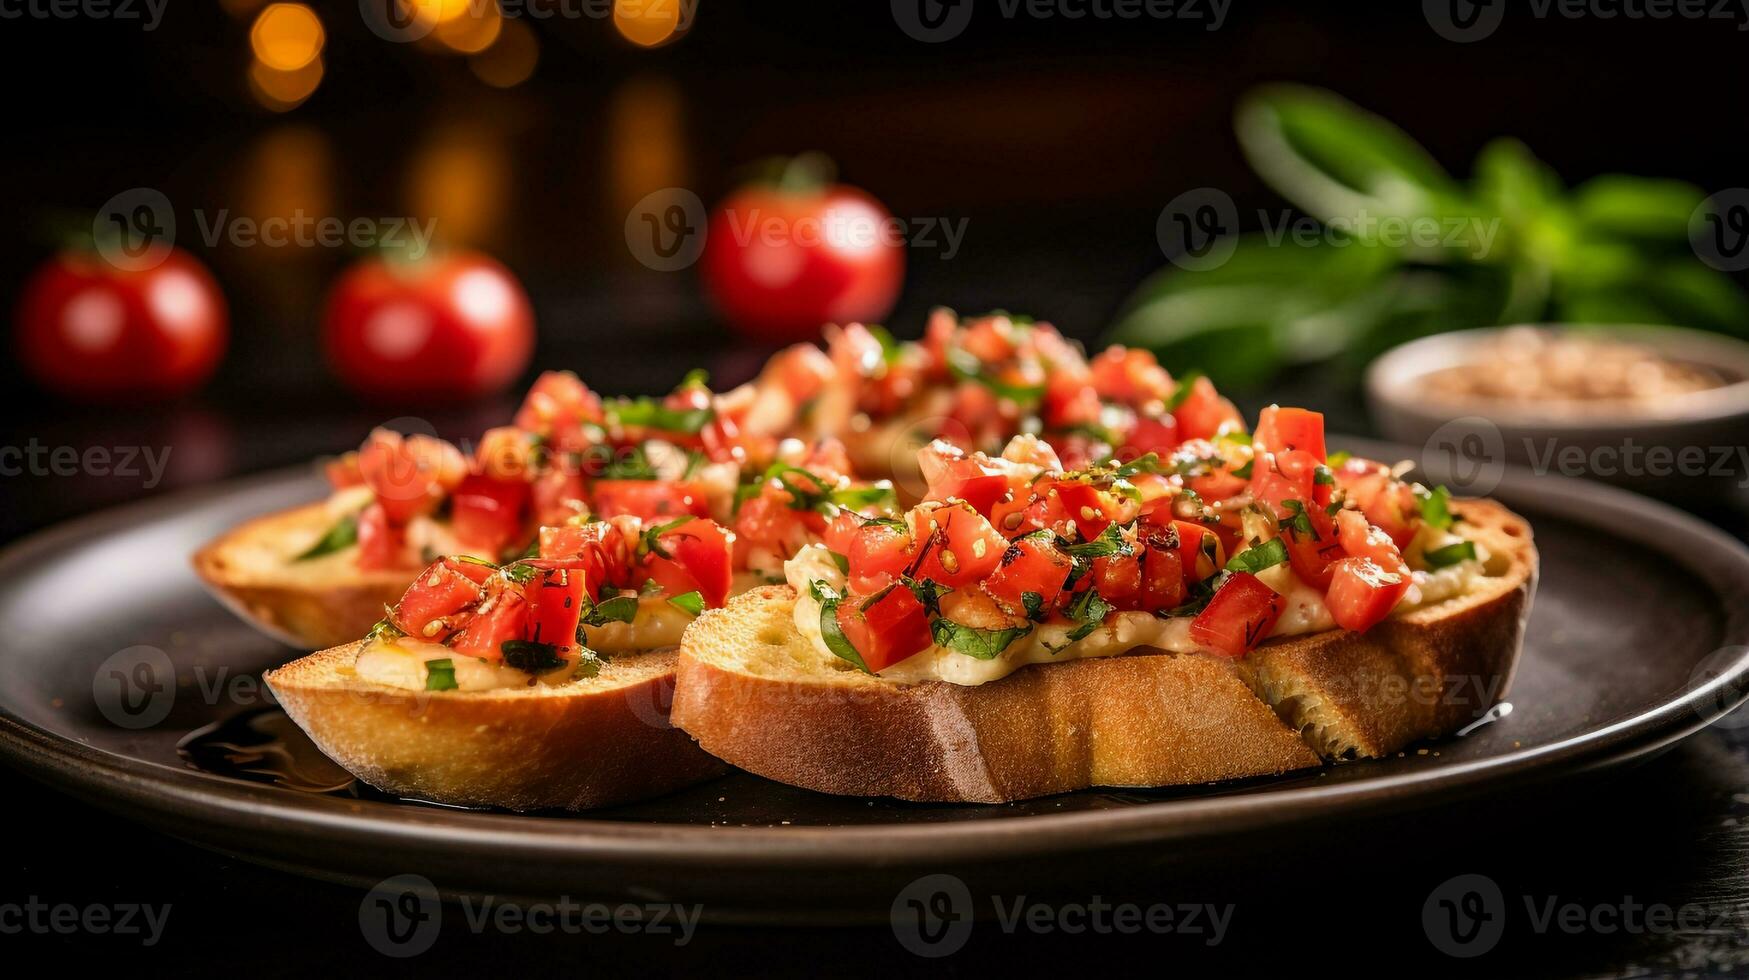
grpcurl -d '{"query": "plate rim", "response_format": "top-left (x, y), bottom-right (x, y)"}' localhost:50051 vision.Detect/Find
top-left (2, 446), bottom-right (1748, 870)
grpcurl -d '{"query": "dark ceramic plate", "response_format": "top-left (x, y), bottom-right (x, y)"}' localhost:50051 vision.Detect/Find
top-left (2, 440), bottom-right (1747, 922)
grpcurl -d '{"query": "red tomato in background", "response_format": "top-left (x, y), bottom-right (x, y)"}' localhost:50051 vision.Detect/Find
top-left (15, 248), bottom-right (227, 399)
top-left (323, 252), bottom-right (533, 402)
top-left (700, 159), bottom-right (905, 343)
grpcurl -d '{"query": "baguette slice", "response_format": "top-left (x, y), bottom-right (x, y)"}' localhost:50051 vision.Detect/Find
top-left (672, 499), bottom-right (1535, 803)
top-left (194, 503), bottom-right (417, 650)
top-left (267, 644), bottom-right (726, 811)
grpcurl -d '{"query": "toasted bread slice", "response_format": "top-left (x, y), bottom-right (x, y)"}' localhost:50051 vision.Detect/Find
top-left (194, 503), bottom-right (417, 650)
top-left (266, 644), bottom-right (725, 811)
top-left (671, 499), bottom-right (1535, 803)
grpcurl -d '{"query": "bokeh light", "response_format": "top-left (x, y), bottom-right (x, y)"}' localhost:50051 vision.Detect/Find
top-left (468, 18), bottom-right (538, 88)
top-left (613, 0), bottom-right (684, 47)
top-left (608, 75), bottom-right (688, 224)
top-left (404, 0), bottom-right (474, 25)
top-left (408, 120), bottom-right (510, 248)
top-left (248, 56), bottom-right (324, 112)
top-left (249, 3), bottom-right (324, 72)
top-left (433, 1), bottom-right (502, 54)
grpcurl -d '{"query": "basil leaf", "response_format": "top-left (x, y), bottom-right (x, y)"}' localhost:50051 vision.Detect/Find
top-left (294, 513), bottom-right (359, 561)
top-left (455, 554), bottom-right (499, 570)
top-left (667, 591), bottom-right (705, 615)
top-left (900, 576), bottom-right (947, 615)
top-left (578, 594), bottom-right (639, 633)
top-left (501, 562), bottom-right (539, 585)
top-left (1423, 540), bottom-right (1478, 568)
top-left (1064, 587), bottom-right (1114, 642)
top-left (1278, 500), bottom-right (1315, 539)
top-left (1416, 485), bottom-right (1455, 531)
top-left (930, 617), bottom-right (1031, 660)
top-left (1326, 450), bottom-right (1352, 467)
top-left (945, 346), bottom-right (1046, 406)
top-left (808, 581), bottom-right (871, 673)
top-left (573, 647), bottom-right (608, 679)
top-left (1226, 538), bottom-right (1289, 574)
top-left (1021, 591), bottom-right (1046, 621)
top-left (1162, 370), bottom-right (1205, 411)
top-left (500, 639), bottom-right (565, 673)
top-left (606, 397), bottom-right (713, 434)
top-left (366, 616), bottom-right (405, 644)
top-left (1232, 459), bottom-right (1255, 479)
top-left (599, 444), bottom-right (661, 480)
top-left (423, 659), bottom-right (458, 692)
top-left (1168, 572), bottom-right (1224, 617)
top-left (829, 550), bottom-right (850, 575)
top-left (638, 515), bottom-right (695, 559)
top-left (1063, 523), bottom-right (1132, 560)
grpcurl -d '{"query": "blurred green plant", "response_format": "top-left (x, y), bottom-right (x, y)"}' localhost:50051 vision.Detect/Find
top-left (1107, 85), bottom-right (1749, 388)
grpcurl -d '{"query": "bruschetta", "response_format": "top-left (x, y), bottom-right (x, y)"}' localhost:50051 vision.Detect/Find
top-left (671, 409), bottom-right (1535, 803)
top-left (266, 451), bottom-right (899, 810)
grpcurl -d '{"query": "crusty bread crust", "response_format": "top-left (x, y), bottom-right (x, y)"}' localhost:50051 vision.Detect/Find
top-left (193, 503), bottom-right (416, 650)
top-left (266, 644), bottom-right (725, 811)
top-left (671, 499), bottom-right (1535, 803)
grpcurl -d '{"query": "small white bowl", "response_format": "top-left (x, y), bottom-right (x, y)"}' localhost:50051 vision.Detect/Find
top-left (1366, 325), bottom-right (1749, 505)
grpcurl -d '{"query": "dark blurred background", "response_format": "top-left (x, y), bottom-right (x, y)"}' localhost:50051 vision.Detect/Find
top-left (4, 0), bottom-right (1748, 540)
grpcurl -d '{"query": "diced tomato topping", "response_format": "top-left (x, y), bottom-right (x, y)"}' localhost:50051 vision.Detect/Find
top-left (1249, 448), bottom-right (1324, 521)
top-left (826, 513), bottom-right (914, 594)
top-left (1336, 509), bottom-right (1409, 576)
top-left (1138, 529), bottom-right (1186, 611)
top-left (357, 428), bottom-right (467, 525)
top-left (1049, 480), bottom-right (1128, 539)
top-left (531, 468), bottom-right (587, 527)
top-left (1190, 572), bottom-right (1286, 657)
top-left (980, 535), bottom-right (1073, 617)
top-left (325, 454), bottom-right (364, 490)
top-left (919, 445), bottom-right (1015, 516)
top-left (591, 479), bottom-right (712, 521)
top-left (515, 371), bottom-right (603, 454)
top-left (1172, 376), bottom-right (1244, 442)
top-left (909, 504), bottom-right (1007, 587)
top-left (640, 517), bottom-right (734, 608)
top-left (1326, 556), bottom-right (1410, 633)
top-left (1089, 346), bottom-right (1175, 406)
top-left (1282, 504), bottom-right (1345, 590)
top-left (355, 502), bottom-right (404, 570)
top-left (525, 565), bottom-right (587, 655)
top-left (1091, 548), bottom-right (1144, 610)
top-left (538, 521), bottom-right (631, 592)
top-left (1253, 406), bottom-right (1327, 463)
top-left (448, 588), bottom-right (529, 661)
top-left (451, 473), bottom-right (531, 558)
top-left (390, 558), bottom-right (485, 640)
top-left (1119, 413), bottom-right (1179, 460)
top-left (836, 586), bottom-right (933, 672)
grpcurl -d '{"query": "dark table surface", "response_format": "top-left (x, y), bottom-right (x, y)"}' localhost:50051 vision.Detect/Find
top-left (4, 320), bottom-right (1748, 979)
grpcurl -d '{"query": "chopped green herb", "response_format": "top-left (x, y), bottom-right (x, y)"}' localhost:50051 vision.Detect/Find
top-left (900, 576), bottom-right (947, 615)
top-left (1423, 540), bottom-right (1478, 568)
top-left (1313, 465), bottom-right (1335, 486)
top-left (577, 594), bottom-right (639, 634)
top-left (1278, 500), bottom-right (1315, 539)
top-left (423, 659), bottom-right (458, 691)
top-left (606, 397), bottom-right (713, 434)
top-left (1232, 459), bottom-right (1255, 480)
top-left (1063, 523), bottom-right (1133, 560)
top-left (1326, 451), bottom-right (1352, 467)
top-left (573, 647), bottom-right (608, 679)
top-left (294, 513), bottom-right (359, 561)
top-left (1416, 485), bottom-right (1455, 531)
top-left (500, 639), bottom-right (565, 673)
top-left (1021, 591), bottom-right (1046, 621)
top-left (500, 562), bottom-right (539, 585)
top-left (829, 550), bottom-right (850, 575)
top-left (1063, 587), bottom-right (1114, 642)
top-left (808, 581), bottom-right (870, 673)
top-left (1162, 370), bottom-right (1205, 411)
top-left (638, 515), bottom-right (695, 559)
top-left (930, 617), bottom-right (1032, 660)
top-left (667, 591), bottom-right (705, 615)
top-left (366, 617), bottom-right (405, 644)
top-left (1226, 538), bottom-right (1289, 574)
top-left (945, 346), bottom-right (1046, 406)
